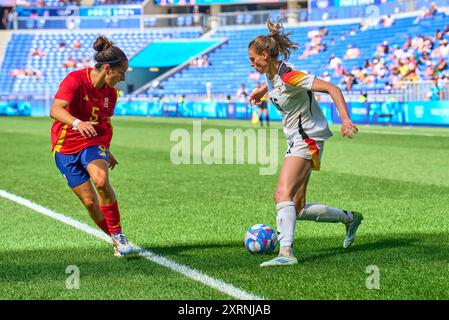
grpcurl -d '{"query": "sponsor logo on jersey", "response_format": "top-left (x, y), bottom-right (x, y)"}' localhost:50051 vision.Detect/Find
top-left (83, 95), bottom-right (89, 102)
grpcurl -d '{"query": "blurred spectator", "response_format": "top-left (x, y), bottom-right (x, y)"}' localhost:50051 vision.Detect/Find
top-left (391, 44), bottom-right (404, 60)
top-left (302, 28), bottom-right (329, 58)
top-left (189, 55), bottom-right (210, 68)
top-left (444, 25), bottom-right (449, 36)
top-left (377, 41), bottom-right (389, 56)
top-left (426, 78), bottom-right (443, 100)
top-left (236, 84), bottom-right (248, 103)
top-left (1, 9), bottom-right (8, 29)
top-left (319, 27), bottom-right (329, 37)
top-left (403, 35), bottom-right (412, 51)
top-left (381, 15), bottom-right (395, 27)
top-left (72, 39), bottom-right (81, 50)
top-left (423, 61), bottom-right (435, 80)
top-left (322, 10), bottom-right (329, 21)
top-left (62, 56), bottom-right (76, 68)
top-left (344, 44), bottom-right (360, 59)
top-left (328, 54), bottom-right (342, 69)
top-left (432, 39), bottom-right (449, 58)
top-left (414, 3), bottom-right (438, 24)
top-left (334, 63), bottom-right (347, 78)
top-left (7, 8), bottom-right (16, 30)
top-left (59, 40), bottom-right (66, 51)
top-left (429, 2), bottom-right (438, 17)
top-left (206, 81), bottom-right (212, 101)
top-left (434, 57), bottom-right (448, 77)
top-left (320, 71), bottom-right (331, 82)
top-left (192, 5), bottom-right (201, 27)
top-left (31, 47), bottom-right (45, 58)
top-left (248, 70), bottom-right (260, 81)
top-left (198, 55), bottom-right (210, 67)
top-left (11, 67), bottom-right (42, 79)
top-left (342, 72), bottom-right (356, 90)
top-left (349, 27), bottom-right (356, 37)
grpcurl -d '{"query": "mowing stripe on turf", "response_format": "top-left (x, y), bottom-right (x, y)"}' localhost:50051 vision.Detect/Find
top-left (362, 129), bottom-right (449, 138)
top-left (0, 189), bottom-right (264, 300)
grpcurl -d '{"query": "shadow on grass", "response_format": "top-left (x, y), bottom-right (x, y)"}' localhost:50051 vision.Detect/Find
top-left (1, 232), bottom-right (447, 283)
top-left (139, 232), bottom-right (449, 267)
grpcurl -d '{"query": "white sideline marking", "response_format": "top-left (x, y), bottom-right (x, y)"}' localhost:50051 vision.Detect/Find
top-left (0, 189), bottom-right (264, 300)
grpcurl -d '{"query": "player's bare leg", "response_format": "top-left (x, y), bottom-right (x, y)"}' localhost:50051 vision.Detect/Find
top-left (72, 180), bottom-right (111, 237)
top-left (260, 156), bottom-right (311, 267)
top-left (293, 169), bottom-right (363, 249)
top-left (87, 159), bottom-right (132, 255)
top-left (87, 159), bottom-right (116, 206)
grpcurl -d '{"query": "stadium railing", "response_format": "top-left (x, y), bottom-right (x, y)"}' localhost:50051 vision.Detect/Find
top-left (11, 13), bottom-right (208, 30)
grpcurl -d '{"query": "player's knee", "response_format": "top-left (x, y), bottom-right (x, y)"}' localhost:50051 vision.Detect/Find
top-left (82, 197), bottom-right (98, 211)
top-left (92, 174), bottom-right (109, 190)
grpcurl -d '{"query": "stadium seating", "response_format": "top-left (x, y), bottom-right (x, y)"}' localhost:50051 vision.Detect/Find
top-left (0, 30), bottom-right (201, 96)
top-left (2, 11), bottom-right (449, 98)
top-left (17, 0), bottom-right (79, 7)
top-left (93, 0), bottom-right (145, 5)
top-left (155, 13), bottom-right (449, 97)
top-left (310, 0), bottom-right (448, 21)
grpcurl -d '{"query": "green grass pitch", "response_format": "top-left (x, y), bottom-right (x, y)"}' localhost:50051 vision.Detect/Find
top-left (0, 116), bottom-right (448, 300)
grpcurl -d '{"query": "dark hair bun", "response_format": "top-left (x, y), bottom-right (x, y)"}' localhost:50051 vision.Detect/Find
top-left (93, 36), bottom-right (114, 52)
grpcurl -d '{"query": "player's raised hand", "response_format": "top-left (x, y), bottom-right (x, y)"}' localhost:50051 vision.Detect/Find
top-left (341, 119), bottom-right (358, 139)
top-left (77, 121), bottom-right (98, 138)
top-left (108, 153), bottom-right (119, 170)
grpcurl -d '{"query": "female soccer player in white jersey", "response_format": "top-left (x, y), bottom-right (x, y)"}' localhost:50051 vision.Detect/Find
top-left (248, 20), bottom-right (364, 267)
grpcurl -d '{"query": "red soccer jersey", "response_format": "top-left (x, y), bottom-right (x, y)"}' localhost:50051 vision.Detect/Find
top-left (51, 67), bottom-right (118, 154)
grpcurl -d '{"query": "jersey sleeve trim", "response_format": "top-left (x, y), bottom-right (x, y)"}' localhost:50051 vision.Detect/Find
top-left (280, 70), bottom-right (315, 90)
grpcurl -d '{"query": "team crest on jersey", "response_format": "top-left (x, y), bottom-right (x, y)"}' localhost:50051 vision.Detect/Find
top-left (104, 97), bottom-right (109, 108)
top-left (83, 95), bottom-right (89, 102)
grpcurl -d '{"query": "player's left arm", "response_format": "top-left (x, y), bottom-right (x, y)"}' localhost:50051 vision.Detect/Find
top-left (310, 78), bottom-right (358, 139)
top-left (107, 91), bottom-right (118, 170)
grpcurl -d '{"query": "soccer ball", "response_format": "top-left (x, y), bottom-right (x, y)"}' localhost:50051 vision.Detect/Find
top-left (244, 224), bottom-right (278, 254)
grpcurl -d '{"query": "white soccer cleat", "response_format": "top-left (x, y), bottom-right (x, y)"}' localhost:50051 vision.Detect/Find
top-left (111, 231), bottom-right (132, 255)
top-left (113, 246), bottom-right (124, 257)
top-left (343, 211), bottom-right (364, 249)
top-left (260, 256), bottom-right (298, 267)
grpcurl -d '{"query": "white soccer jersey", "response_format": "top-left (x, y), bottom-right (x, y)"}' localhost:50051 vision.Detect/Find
top-left (266, 61), bottom-right (333, 142)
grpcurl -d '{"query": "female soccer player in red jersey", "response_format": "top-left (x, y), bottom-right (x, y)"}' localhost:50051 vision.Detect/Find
top-left (50, 36), bottom-right (131, 256)
top-left (248, 20), bottom-right (363, 267)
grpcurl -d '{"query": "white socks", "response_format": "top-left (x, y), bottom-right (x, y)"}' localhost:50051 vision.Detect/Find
top-left (298, 203), bottom-right (353, 223)
top-left (276, 201), bottom-right (297, 248)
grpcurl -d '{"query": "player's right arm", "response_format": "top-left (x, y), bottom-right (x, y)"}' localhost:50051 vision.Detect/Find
top-left (50, 99), bottom-right (98, 138)
top-left (50, 72), bottom-right (98, 138)
top-left (249, 83), bottom-right (268, 105)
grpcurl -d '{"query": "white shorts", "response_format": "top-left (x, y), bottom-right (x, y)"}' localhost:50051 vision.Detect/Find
top-left (285, 139), bottom-right (324, 171)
